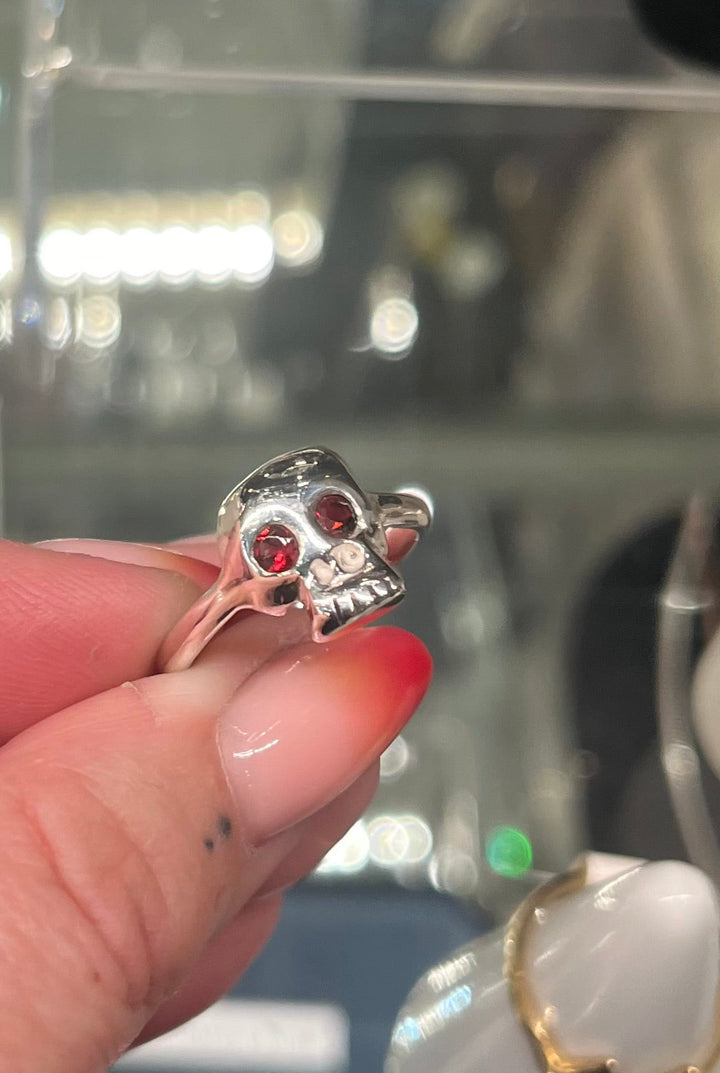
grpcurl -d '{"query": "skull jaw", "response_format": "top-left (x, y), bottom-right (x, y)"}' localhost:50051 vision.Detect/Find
top-left (307, 576), bottom-right (405, 641)
top-left (219, 569), bottom-right (405, 642)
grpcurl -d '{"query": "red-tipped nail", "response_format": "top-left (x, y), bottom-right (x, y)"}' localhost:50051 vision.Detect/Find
top-left (217, 626), bottom-right (432, 842)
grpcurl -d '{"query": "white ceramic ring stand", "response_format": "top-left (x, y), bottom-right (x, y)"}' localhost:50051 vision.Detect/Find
top-left (385, 852), bottom-right (720, 1073)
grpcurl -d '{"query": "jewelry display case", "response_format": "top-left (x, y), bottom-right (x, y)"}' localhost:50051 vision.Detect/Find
top-left (3, 2), bottom-right (720, 1070)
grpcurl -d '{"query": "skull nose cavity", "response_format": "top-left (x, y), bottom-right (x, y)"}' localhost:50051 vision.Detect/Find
top-left (309, 558), bottom-right (336, 587)
top-left (330, 541), bottom-right (366, 575)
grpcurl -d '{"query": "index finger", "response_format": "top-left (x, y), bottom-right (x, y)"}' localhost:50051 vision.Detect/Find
top-left (0, 539), bottom-right (218, 741)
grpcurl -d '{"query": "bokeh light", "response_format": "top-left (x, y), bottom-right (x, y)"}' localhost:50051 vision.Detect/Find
top-left (273, 209), bottom-right (324, 269)
top-left (368, 813), bottom-right (433, 867)
top-left (196, 224), bottom-right (235, 285)
top-left (315, 820), bottom-right (370, 876)
top-left (83, 227), bottom-right (121, 287)
top-left (38, 227), bottom-right (83, 287)
top-left (119, 227), bottom-right (160, 288)
top-left (33, 189), bottom-right (283, 293)
top-left (157, 225), bottom-right (197, 287)
top-left (43, 297), bottom-right (73, 351)
top-left (77, 294), bottom-right (122, 351)
top-left (485, 825), bottom-right (533, 878)
top-left (232, 224), bottom-right (274, 286)
top-left (370, 296), bottom-right (419, 358)
top-left (379, 735), bottom-right (411, 781)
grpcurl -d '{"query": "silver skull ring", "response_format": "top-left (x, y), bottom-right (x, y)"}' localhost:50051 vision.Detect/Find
top-left (159, 446), bottom-right (431, 672)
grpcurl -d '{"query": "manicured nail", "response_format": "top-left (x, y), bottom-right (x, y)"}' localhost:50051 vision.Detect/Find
top-left (35, 538), bottom-right (217, 586)
top-left (217, 626), bottom-right (432, 842)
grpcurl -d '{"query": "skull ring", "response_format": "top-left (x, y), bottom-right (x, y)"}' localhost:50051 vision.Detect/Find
top-left (159, 446), bottom-right (431, 672)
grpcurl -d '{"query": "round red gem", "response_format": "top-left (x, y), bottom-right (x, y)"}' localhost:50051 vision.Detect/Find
top-left (252, 524), bottom-right (299, 573)
top-left (314, 494), bottom-right (356, 536)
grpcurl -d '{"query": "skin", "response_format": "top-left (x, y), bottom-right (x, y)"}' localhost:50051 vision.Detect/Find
top-left (0, 532), bottom-right (431, 1071)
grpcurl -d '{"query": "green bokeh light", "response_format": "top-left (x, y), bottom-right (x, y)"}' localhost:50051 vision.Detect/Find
top-left (485, 825), bottom-right (533, 878)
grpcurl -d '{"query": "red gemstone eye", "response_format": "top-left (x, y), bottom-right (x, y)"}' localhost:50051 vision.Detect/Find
top-left (252, 524), bottom-right (299, 574)
top-left (314, 494), bottom-right (356, 536)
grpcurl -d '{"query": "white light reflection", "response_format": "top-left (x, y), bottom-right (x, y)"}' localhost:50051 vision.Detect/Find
top-left (429, 848), bottom-right (479, 896)
top-left (83, 227), bottom-right (121, 286)
top-left (119, 227), bottom-right (160, 288)
top-left (370, 297), bottom-right (419, 358)
top-left (39, 227), bottom-right (83, 287)
top-left (36, 219), bottom-right (276, 291)
top-left (426, 952), bottom-right (477, 994)
top-left (396, 484), bottom-right (434, 524)
top-left (0, 232), bottom-right (12, 282)
top-left (368, 813), bottom-right (433, 867)
top-left (392, 985), bottom-right (473, 1054)
top-left (43, 296), bottom-right (73, 351)
top-left (273, 210), bottom-right (323, 269)
top-left (35, 213), bottom-right (281, 291)
top-left (157, 226), bottom-right (197, 287)
top-left (379, 735), bottom-right (411, 782)
top-left (196, 224), bottom-right (234, 285)
top-left (77, 294), bottom-right (121, 351)
top-left (314, 820), bottom-right (370, 877)
top-left (232, 224), bottom-right (274, 286)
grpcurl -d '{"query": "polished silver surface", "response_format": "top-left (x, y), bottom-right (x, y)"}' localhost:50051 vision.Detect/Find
top-left (160, 446), bottom-right (430, 672)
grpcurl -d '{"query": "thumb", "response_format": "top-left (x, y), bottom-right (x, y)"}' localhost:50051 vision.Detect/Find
top-left (0, 618), bottom-right (430, 1072)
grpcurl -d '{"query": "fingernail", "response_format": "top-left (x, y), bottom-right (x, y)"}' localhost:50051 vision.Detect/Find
top-left (217, 626), bottom-right (432, 843)
top-left (35, 538), bottom-right (217, 586)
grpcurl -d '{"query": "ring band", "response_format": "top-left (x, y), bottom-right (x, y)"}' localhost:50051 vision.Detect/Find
top-left (159, 446), bottom-right (430, 673)
top-left (504, 859), bottom-right (720, 1073)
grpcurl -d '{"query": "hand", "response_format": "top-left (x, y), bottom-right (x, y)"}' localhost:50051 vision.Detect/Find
top-left (0, 536), bottom-right (431, 1071)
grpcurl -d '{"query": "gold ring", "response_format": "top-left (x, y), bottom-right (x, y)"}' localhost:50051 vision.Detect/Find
top-left (503, 858), bottom-right (720, 1073)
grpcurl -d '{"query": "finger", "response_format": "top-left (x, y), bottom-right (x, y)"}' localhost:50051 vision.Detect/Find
top-left (133, 896), bottom-right (282, 1047)
top-left (36, 539), bottom-right (217, 586)
top-left (170, 528), bottom-right (418, 567)
top-left (168, 536), bottom-right (221, 566)
top-left (387, 529), bottom-right (419, 563)
top-left (136, 765), bottom-right (379, 1046)
top-left (0, 621), bottom-right (430, 1066)
top-left (0, 539), bottom-right (217, 739)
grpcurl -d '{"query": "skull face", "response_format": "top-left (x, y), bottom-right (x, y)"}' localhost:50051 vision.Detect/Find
top-left (217, 447), bottom-right (405, 639)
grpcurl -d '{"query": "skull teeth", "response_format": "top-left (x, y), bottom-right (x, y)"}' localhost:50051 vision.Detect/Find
top-left (352, 587), bottom-right (377, 609)
top-left (324, 578), bottom-right (401, 620)
top-left (335, 591), bottom-right (357, 619)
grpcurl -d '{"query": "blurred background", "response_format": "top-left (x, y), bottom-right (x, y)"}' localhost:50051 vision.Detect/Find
top-left (3, 1), bottom-right (720, 1069)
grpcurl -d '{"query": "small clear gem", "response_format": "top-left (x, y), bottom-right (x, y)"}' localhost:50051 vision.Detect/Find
top-left (315, 494), bottom-right (356, 536)
top-left (252, 525), bottom-right (299, 573)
